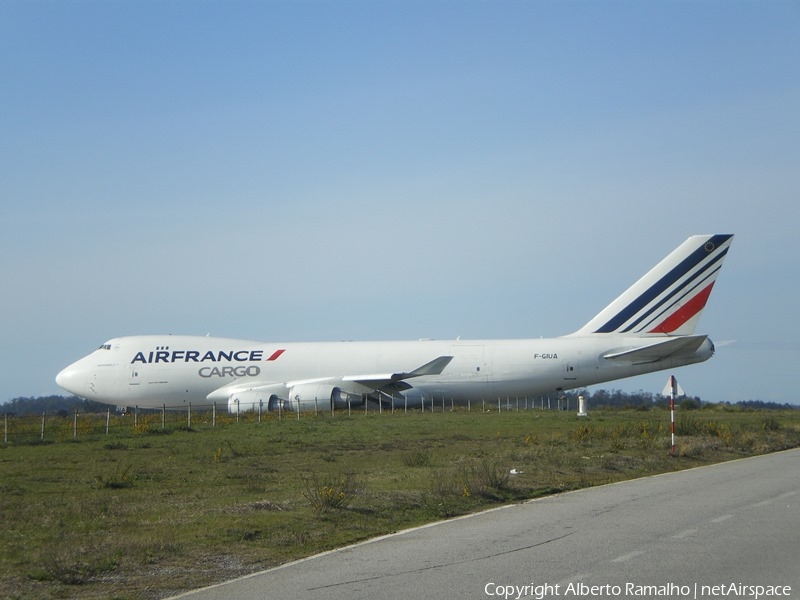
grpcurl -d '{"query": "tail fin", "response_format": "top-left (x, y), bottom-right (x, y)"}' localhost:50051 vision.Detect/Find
top-left (571, 234), bottom-right (734, 336)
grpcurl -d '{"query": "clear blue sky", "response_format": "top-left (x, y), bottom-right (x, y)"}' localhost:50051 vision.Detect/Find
top-left (1, 1), bottom-right (798, 405)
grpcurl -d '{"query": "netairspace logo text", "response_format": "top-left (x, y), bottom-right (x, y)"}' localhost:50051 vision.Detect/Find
top-left (484, 582), bottom-right (792, 600)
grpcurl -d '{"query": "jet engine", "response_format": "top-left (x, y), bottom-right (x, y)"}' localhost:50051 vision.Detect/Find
top-left (226, 387), bottom-right (287, 414)
top-left (286, 383), bottom-right (364, 412)
top-left (226, 383), bottom-right (364, 414)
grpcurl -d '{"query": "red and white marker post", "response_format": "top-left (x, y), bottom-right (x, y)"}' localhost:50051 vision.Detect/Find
top-left (663, 375), bottom-right (683, 455)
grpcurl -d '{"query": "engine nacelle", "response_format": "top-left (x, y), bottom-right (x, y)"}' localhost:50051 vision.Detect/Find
top-left (225, 383), bottom-right (364, 414)
top-left (332, 387), bottom-right (365, 410)
top-left (227, 386), bottom-right (288, 414)
top-left (287, 383), bottom-right (364, 412)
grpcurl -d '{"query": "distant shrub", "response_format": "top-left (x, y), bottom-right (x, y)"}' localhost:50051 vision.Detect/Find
top-left (103, 441), bottom-right (128, 451)
top-left (570, 424), bottom-right (594, 442)
top-left (424, 467), bottom-right (470, 518)
top-left (460, 457), bottom-right (511, 499)
top-left (36, 545), bottom-right (119, 585)
top-left (401, 449), bottom-right (432, 467)
top-left (94, 464), bottom-right (134, 489)
top-left (302, 471), bottom-right (359, 514)
top-left (676, 414), bottom-right (702, 436)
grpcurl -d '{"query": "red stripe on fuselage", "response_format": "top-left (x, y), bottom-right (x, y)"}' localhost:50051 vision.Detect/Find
top-left (649, 283), bottom-right (715, 334)
top-left (266, 349), bottom-right (285, 361)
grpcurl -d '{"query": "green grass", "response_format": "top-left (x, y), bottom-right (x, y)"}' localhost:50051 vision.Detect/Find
top-left (2, 406), bottom-right (799, 599)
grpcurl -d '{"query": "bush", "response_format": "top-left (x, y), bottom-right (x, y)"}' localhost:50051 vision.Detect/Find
top-left (460, 458), bottom-right (511, 499)
top-left (94, 464), bottom-right (134, 489)
top-left (423, 467), bottom-right (471, 518)
top-left (302, 471), bottom-right (359, 514)
top-left (401, 449), bottom-right (432, 467)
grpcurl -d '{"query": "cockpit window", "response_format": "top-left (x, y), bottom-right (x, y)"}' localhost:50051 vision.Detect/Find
top-left (98, 344), bottom-right (112, 350)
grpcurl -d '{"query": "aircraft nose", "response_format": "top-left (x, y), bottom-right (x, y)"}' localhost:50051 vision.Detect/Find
top-left (56, 364), bottom-right (85, 396)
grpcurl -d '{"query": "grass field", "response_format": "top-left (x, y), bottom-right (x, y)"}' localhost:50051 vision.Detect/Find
top-left (2, 405), bottom-right (799, 599)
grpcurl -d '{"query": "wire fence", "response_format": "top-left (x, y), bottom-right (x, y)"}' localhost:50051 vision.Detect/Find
top-left (1, 395), bottom-right (575, 445)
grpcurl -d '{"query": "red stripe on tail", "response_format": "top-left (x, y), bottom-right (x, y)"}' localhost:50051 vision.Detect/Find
top-left (649, 283), bottom-right (715, 334)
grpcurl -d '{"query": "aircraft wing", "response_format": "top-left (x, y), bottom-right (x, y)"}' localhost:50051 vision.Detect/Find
top-left (342, 355), bottom-right (454, 389)
top-left (603, 335), bottom-right (708, 365)
top-left (207, 355), bottom-right (453, 402)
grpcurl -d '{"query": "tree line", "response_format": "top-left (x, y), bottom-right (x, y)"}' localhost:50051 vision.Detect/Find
top-left (2, 395), bottom-right (112, 417)
top-left (2, 391), bottom-right (796, 417)
top-left (563, 389), bottom-right (797, 411)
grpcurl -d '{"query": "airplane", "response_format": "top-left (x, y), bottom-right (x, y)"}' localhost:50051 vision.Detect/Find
top-left (56, 234), bottom-right (733, 414)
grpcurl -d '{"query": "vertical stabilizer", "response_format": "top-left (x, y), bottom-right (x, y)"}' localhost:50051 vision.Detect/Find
top-left (571, 234), bottom-right (733, 336)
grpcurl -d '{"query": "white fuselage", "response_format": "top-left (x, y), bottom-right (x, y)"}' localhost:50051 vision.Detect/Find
top-left (56, 334), bottom-right (714, 411)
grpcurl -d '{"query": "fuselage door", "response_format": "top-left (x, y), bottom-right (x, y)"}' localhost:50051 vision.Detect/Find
top-left (129, 364), bottom-right (141, 388)
top-left (563, 360), bottom-right (578, 382)
top-left (449, 345), bottom-right (491, 381)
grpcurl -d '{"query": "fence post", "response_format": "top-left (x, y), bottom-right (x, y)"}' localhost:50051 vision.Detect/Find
top-left (73, 410), bottom-right (78, 439)
top-left (162, 404), bottom-right (166, 429)
top-left (106, 409), bottom-right (110, 435)
top-left (212, 402), bottom-right (216, 428)
top-left (41, 412), bottom-right (46, 441)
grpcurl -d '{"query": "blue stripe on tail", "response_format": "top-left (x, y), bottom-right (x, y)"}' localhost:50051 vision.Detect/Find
top-left (594, 234), bottom-right (732, 334)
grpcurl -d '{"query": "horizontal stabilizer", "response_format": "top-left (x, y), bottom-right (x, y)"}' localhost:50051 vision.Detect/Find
top-left (603, 335), bottom-right (708, 364)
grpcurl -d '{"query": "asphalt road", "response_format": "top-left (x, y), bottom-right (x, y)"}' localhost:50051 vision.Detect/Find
top-left (172, 448), bottom-right (800, 600)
